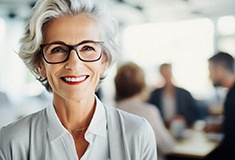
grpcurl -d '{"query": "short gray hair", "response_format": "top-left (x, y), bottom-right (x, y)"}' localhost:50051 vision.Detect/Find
top-left (18, 0), bottom-right (119, 92)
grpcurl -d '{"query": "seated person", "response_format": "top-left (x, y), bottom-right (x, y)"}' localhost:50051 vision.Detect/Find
top-left (149, 63), bottom-right (204, 127)
top-left (114, 62), bottom-right (176, 160)
top-left (204, 52), bottom-right (235, 159)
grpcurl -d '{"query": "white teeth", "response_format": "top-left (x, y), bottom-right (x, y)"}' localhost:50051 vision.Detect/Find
top-left (64, 76), bottom-right (86, 82)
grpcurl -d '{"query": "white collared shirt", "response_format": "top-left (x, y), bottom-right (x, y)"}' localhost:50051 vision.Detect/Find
top-left (82, 98), bottom-right (109, 159)
top-left (1, 97), bottom-right (157, 160)
top-left (0, 97), bottom-right (109, 160)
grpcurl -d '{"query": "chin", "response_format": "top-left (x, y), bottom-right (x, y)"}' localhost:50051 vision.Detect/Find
top-left (213, 82), bottom-right (222, 87)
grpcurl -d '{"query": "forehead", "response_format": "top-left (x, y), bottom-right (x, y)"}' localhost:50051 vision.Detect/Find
top-left (209, 62), bottom-right (216, 70)
top-left (43, 14), bottom-right (103, 44)
top-left (160, 65), bottom-right (171, 72)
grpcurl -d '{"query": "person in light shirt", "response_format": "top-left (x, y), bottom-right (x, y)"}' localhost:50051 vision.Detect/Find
top-left (115, 62), bottom-right (175, 160)
top-left (0, 0), bottom-right (157, 159)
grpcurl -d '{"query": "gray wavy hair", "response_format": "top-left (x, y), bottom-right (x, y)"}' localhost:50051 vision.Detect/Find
top-left (18, 0), bottom-right (119, 92)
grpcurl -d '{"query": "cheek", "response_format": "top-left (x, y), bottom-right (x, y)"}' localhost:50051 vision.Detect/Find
top-left (209, 71), bottom-right (213, 79)
top-left (44, 64), bottom-right (62, 79)
top-left (46, 65), bottom-right (62, 79)
top-left (45, 66), bottom-right (63, 89)
top-left (90, 62), bottom-right (106, 82)
top-left (209, 72), bottom-right (216, 81)
top-left (93, 64), bottom-right (104, 77)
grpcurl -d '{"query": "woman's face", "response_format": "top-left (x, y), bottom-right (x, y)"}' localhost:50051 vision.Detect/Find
top-left (38, 14), bottom-right (107, 101)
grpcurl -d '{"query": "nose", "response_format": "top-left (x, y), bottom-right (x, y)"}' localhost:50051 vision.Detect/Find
top-left (69, 49), bottom-right (80, 60)
top-left (65, 50), bottom-right (83, 69)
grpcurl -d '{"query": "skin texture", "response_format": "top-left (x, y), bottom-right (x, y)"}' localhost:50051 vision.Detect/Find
top-left (38, 13), bottom-right (107, 158)
top-left (205, 62), bottom-right (235, 132)
top-left (209, 62), bottom-right (235, 88)
top-left (208, 63), bottom-right (224, 87)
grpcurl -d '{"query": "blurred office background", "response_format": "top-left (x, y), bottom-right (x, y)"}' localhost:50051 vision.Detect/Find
top-left (0, 0), bottom-right (235, 127)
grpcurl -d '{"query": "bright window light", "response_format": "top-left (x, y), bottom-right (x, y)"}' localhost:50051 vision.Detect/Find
top-left (0, 18), bottom-right (6, 89)
top-left (123, 18), bottom-right (214, 99)
top-left (218, 16), bottom-right (235, 35)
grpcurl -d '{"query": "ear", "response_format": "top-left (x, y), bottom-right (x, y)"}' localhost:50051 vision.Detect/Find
top-left (36, 61), bottom-right (47, 78)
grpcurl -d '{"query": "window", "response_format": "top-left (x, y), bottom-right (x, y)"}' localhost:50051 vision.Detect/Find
top-left (122, 18), bottom-right (214, 99)
top-left (217, 16), bottom-right (235, 56)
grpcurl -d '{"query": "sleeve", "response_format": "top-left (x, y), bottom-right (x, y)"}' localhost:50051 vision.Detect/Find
top-left (0, 126), bottom-right (28, 160)
top-left (141, 119), bottom-right (158, 160)
top-left (223, 90), bottom-right (235, 144)
top-left (0, 128), bottom-right (8, 160)
top-left (148, 90), bottom-right (160, 108)
top-left (147, 107), bottom-right (175, 154)
top-left (107, 106), bottom-right (158, 160)
top-left (178, 89), bottom-right (202, 125)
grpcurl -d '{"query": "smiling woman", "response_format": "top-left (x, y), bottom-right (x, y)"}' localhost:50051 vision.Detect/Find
top-left (0, 0), bottom-right (157, 160)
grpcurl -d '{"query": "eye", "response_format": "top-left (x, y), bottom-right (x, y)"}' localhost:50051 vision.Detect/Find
top-left (81, 45), bottom-right (95, 52)
top-left (49, 44), bottom-right (68, 54)
top-left (51, 47), bottom-right (66, 53)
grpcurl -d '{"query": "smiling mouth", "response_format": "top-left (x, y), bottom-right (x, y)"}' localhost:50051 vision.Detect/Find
top-left (61, 76), bottom-right (88, 83)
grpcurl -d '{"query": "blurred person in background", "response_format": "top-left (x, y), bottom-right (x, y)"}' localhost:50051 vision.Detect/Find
top-left (148, 63), bottom-right (205, 127)
top-left (115, 62), bottom-right (176, 160)
top-left (204, 51), bottom-right (235, 160)
top-left (0, 0), bottom-right (157, 159)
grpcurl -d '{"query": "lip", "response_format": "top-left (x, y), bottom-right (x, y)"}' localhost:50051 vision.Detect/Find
top-left (61, 75), bottom-right (89, 85)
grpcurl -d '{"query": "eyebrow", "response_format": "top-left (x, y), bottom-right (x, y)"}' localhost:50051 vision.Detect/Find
top-left (42, 40), bottom-right (104, 46)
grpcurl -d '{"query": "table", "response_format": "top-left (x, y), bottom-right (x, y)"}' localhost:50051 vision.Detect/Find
top-left (167, 129), bottom-right (220, 160)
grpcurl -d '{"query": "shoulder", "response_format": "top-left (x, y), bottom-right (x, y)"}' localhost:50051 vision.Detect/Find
top-left (228, 83), bottom-right (235, 96)
top-left (176, 87), bottom-right (190, 93)
top-left (104, 105), bottom-right (157, 159)
top-left (145, 103), bottom-right (159, 111)
top-left (149, 88), bottom-right (163, 102)
top-left (105, 105), bottom-right (153, 135)
top-left (0, 108), bottom-right (47, 146)
top-left (151, 87), bottom-right (163, 94)
top-left (145, 103), bottom-right (162, 118)
top-left (137, 102), bottom-right (161, 117)
top-left (175, 87), bottom-right (192, 97)
top-left (107, 105), bottom-right (144, 121)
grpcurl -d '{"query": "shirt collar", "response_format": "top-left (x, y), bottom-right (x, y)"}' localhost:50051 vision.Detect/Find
top-left (87, 96), bottom-right (107, 137)
top-left (46, 96), bottom-right (107, 142)
top-left (47, 102), bottom-right (67, 142)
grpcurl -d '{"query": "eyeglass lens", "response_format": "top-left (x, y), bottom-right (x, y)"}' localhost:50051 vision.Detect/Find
top-left (42, 41), bottom-right (102, 63)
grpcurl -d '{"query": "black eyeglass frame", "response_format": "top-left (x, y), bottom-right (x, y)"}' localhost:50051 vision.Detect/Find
top-left (40, 40), bottom-right (104, 64)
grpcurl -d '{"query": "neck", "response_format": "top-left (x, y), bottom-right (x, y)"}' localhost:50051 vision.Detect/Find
top-left (53, 94), bottom-right (96, 131)
top-left (164, 83), bottom-right (175, 94)
top-left (222, 74), bottom-right (235, 89)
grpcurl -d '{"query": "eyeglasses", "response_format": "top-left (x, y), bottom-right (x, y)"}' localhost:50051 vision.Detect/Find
top-left (40, 40), bottom-right (104, 64)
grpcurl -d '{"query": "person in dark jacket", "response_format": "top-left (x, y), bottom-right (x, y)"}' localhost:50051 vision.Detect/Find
top-left (149, 63), bottom-right (203, 127)
top-left (204, 52), bottom-right (235, 160)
